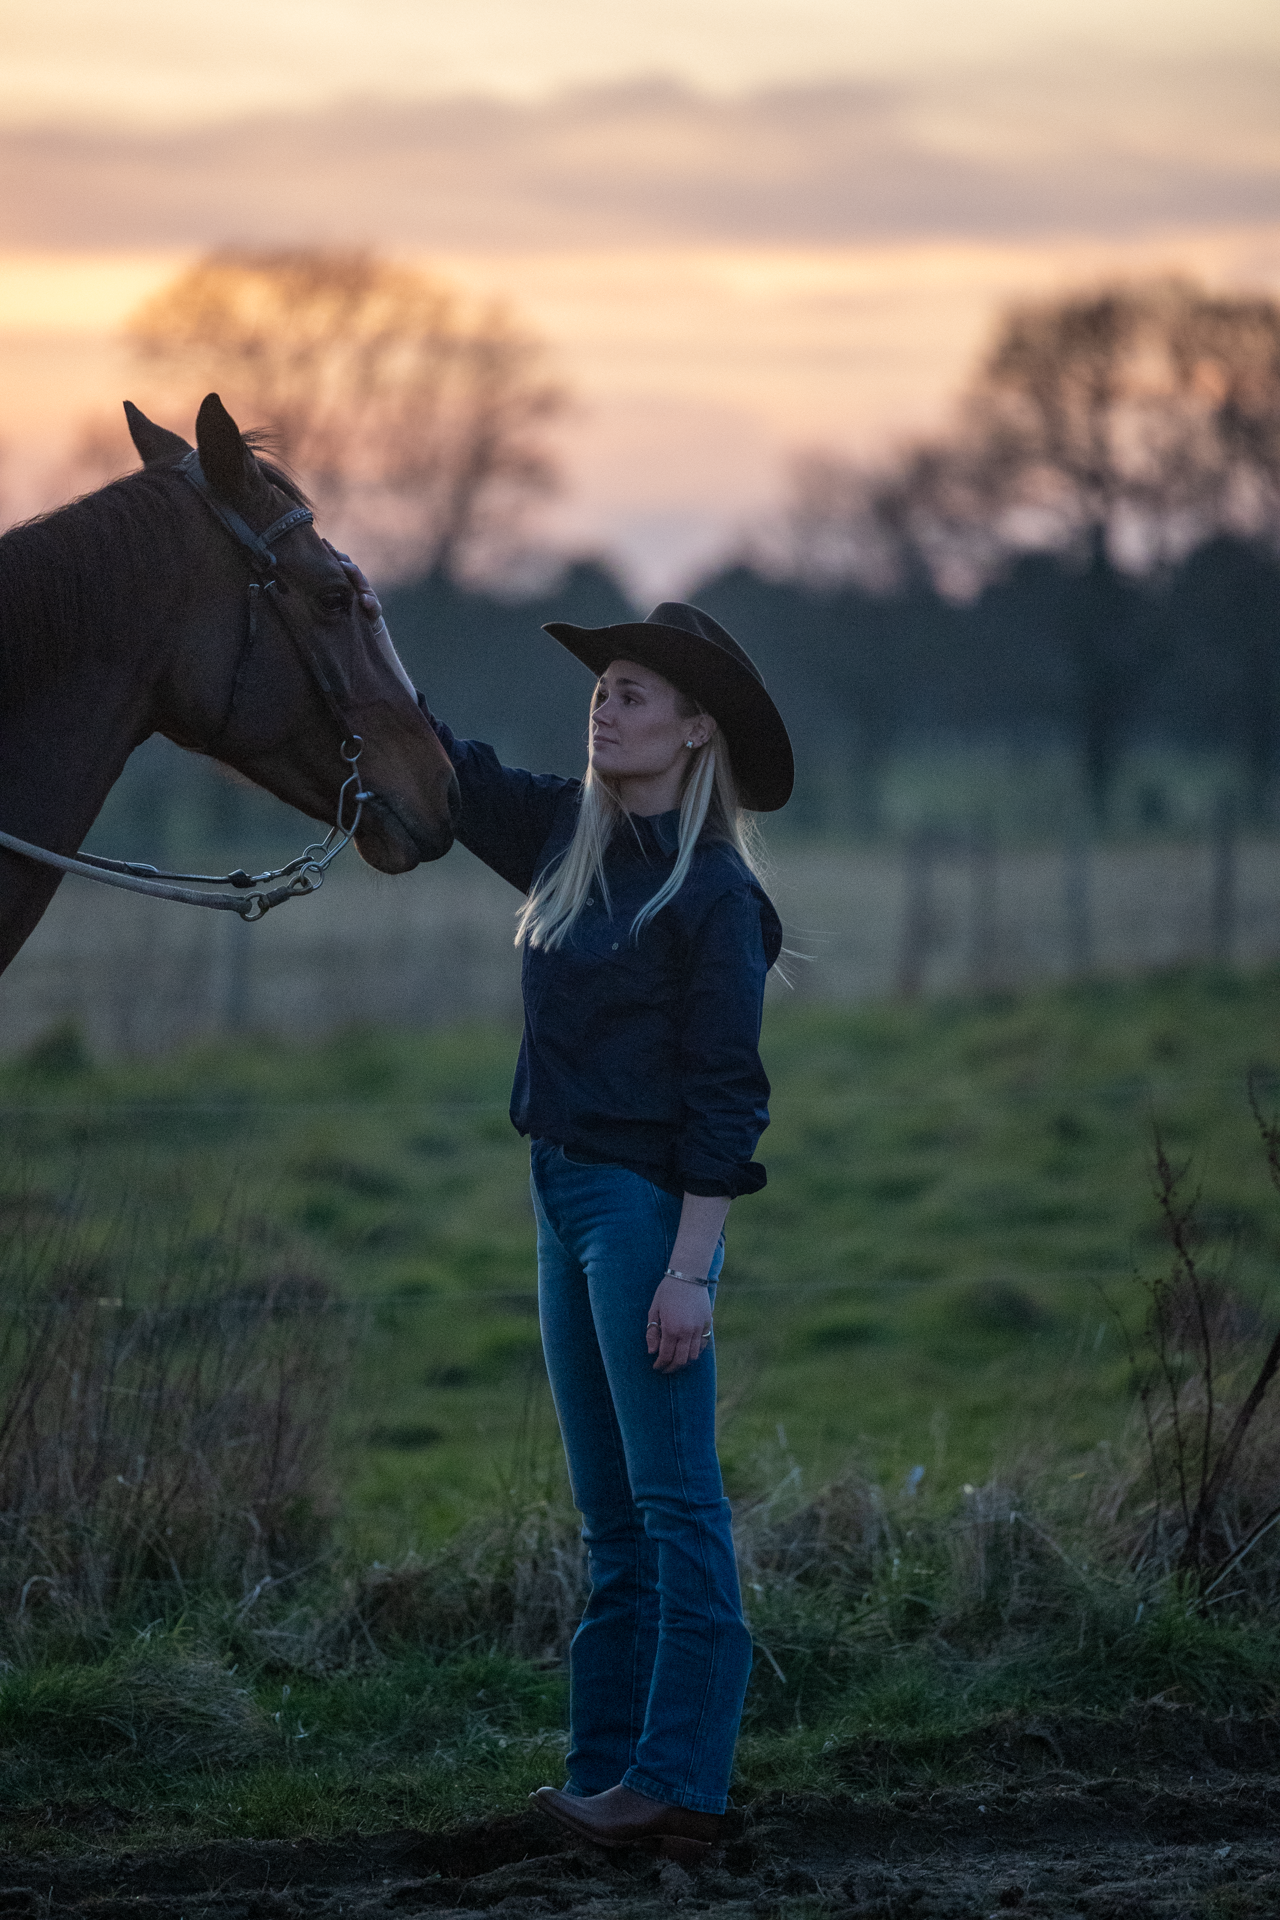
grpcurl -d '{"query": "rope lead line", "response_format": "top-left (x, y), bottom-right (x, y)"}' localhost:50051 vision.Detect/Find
top-left (0, 737), bottom-right (370, 921)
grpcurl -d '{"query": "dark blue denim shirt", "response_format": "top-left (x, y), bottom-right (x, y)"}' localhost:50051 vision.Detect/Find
top-left (423, 707), bottom-right (782, 1198)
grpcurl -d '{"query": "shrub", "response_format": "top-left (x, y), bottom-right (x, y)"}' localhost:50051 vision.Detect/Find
top-left (1098, 1090), bottom-right (1280, 1598)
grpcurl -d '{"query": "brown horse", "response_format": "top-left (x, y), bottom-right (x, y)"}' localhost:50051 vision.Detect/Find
top-left (0, 393), bottom-right (458, 975)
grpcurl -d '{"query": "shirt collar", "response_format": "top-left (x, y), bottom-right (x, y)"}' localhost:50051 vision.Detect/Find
top-left (625, 809), bottom-right (681, 858)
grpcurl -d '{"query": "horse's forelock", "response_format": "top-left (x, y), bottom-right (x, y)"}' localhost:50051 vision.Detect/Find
top-left (241, 432), bottom-right (313, 512)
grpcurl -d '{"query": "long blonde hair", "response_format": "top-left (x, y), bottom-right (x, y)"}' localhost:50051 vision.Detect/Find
top-left (516, 702), bottom-right (764, 952)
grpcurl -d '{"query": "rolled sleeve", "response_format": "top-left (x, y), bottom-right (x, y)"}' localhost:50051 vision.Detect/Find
top-left (418, 696), bottom-right (577, 894)
top-left (675, 885), bottom-right (773, 1198)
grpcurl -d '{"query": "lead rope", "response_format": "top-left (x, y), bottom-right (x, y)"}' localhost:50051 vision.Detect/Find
top-left (0, 737), bottom-right (371, 921)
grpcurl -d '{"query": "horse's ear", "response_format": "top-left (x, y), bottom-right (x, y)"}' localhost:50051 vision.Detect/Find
top-left (123, 401), bottom-right (191, 466)
top-left (195, 392), bottom-right (256, 506)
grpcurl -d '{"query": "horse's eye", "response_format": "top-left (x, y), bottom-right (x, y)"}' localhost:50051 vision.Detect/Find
top-left (317, 588), bottom-right (351, 616)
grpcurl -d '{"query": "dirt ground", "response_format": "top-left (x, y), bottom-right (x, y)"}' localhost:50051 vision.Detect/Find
top-left (2, 1776), bottom-right (1278, 1920)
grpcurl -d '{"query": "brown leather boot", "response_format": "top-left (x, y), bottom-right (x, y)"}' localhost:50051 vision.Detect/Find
top-left (531, 1784), bottom-right (723, 1864)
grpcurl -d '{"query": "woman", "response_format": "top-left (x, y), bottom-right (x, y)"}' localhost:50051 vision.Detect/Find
top-left (339, 561), bottom-right (792, 1861)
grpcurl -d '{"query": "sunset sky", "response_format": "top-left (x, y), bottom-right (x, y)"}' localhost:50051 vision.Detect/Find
top-left (3, 0), bottom-right (1279, 593)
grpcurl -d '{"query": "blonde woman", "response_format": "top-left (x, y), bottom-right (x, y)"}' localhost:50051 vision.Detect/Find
top-left (338, 569), bottom-right (793, 1861)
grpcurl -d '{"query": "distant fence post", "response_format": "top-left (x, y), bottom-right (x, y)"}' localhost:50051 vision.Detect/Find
top-left (1210, 791), bottom-right (1238, 964)
top-left (1063, 825), bottom-right (1092, 978)
top-left (898, 826), bottom-right (938, 998)
top-left (967, 819), bottom-right (998, 992)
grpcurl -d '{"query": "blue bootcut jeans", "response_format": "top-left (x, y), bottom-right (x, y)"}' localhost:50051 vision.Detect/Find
top-left (530, 1140), bottom-right (754, 1815)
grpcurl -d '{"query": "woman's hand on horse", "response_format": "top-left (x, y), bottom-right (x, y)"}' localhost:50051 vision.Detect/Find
top-left (324, 541), bottom-right (384, 628)
top-left (646, 1275), bottom-right (712, 1374)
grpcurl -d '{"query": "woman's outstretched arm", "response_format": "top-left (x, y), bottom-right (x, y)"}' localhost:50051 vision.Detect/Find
top-left (333, 549), bottom-right (577, 894)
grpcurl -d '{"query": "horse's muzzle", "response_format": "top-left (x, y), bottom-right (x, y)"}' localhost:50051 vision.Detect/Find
top-left (355, 787), bottom-right (455, 871)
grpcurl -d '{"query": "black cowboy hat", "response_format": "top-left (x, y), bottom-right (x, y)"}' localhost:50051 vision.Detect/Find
top-left (542, 602), bottom-right (794, 811)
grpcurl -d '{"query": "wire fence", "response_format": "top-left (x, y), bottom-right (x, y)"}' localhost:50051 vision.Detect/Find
top-left (3, 820), bottom-right (1280, 1056)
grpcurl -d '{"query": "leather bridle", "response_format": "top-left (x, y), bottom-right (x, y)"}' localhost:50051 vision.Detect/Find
top-left (0, 452), bottom-right (378, 920)
top-left (175, 448), bottom-right (357, 744)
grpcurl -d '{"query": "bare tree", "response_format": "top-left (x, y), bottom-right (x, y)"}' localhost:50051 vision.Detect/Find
top-left (965, 281), bottom-right (1280, 821)
top-left (781, 278), bottom-right (1280, 825)
top-left (1173, 290), bottom-right (1280, 541)
top-left (784, 432), bottom-right (1019, 603)
top-left (127, 249), bottom-right (568, 581)
top-left (788, 280), bottom-right (1280, 591)
top-left (964, 277), bottom-right (1280, 570)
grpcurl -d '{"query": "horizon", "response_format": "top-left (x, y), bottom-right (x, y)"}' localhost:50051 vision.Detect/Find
top-left (3, 10), bottom-right (1278, 594)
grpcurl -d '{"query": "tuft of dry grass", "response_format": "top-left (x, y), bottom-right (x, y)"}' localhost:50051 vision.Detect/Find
top-left (287, 1494), bottom-right (587, 1673)
top-left (0, 1193), bottom-right (347, 1648)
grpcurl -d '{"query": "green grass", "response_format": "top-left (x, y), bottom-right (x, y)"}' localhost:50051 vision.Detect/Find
top-left (3, 1576), bottom-right (1279, 1848)
top-left (0, 1639), bottom-right (569, 1847)
top-left (7, 959), bottom-right (1280, 1843)
top-left (7, 967), bottom-right (1280, 1551)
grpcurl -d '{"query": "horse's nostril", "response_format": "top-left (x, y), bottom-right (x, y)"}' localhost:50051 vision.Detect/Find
top-left (447, 772), bottom-right (462, 830)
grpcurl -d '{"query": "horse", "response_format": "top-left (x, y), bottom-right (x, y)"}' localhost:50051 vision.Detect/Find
top-left (0, 392), bottom-right (459, 976)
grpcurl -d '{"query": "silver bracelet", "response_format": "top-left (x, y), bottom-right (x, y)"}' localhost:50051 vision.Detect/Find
top-left (662, 1268), bottom-right (710, 1286)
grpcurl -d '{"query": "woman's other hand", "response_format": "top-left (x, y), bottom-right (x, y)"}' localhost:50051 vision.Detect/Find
top-left (324, 540), bottom-right (384, 628)
top-left (646, 1275), bottom-right (712, 1374)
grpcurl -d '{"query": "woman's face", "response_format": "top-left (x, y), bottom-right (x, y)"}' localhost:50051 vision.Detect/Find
top-left (589, 659), bottom-right (713, 789)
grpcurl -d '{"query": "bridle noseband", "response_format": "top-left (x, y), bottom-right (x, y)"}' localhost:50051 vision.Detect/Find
top-left (0, 451), bottom-right (381, 921)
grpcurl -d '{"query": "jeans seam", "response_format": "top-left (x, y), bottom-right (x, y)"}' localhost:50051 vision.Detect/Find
top-left (609, 1357), bottom-right (648, 1767)
top-left (667, 1378), bottom-right (721, 1799)
top-left (580, 1212), bottom-right (651, 1779)
top-left (641, 1169), bottom-right (722, 1801)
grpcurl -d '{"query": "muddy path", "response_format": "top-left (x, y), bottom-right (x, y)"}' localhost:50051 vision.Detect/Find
top-left (2, 1777), bottom-right (1279, 1920)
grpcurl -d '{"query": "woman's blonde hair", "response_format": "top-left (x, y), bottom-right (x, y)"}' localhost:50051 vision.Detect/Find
top-left (516, 689), bottom-right (765, 953)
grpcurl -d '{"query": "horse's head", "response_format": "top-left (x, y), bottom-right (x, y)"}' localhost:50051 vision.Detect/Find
top-left (126, 394), bottom-right (458, 873)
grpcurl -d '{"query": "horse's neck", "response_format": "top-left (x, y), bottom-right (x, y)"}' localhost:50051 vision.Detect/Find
top-left (0, 658), bottom-right (156, 974)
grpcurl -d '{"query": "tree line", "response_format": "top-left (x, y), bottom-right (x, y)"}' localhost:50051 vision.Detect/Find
top-left (381, 533), bottom-right (1280, 837)
top-left (54, 255), bottom-right (1280, 846)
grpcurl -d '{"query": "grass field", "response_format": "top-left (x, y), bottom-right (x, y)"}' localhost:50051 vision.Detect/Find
top-left (5, 965), bottom-right (1280, 1845)
top-left (7, 965), bottom-right (1280, 1548)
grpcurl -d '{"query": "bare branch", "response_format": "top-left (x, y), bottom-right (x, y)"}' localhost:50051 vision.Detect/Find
top-left (127, 248), bottom-right (570, 582)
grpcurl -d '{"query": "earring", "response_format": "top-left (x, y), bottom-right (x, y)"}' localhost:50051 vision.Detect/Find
top-left (685, 739), bottom-right (695, 748)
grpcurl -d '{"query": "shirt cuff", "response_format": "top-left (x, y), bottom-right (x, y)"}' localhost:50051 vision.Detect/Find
top-left (680, 1162), bottom-right (767, 1199)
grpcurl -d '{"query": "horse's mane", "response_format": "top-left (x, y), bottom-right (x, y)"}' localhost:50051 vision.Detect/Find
top-left (0, 447), bottom-right (311, 701)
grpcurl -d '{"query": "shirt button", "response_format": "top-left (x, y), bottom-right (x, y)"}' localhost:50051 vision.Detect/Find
top-left (612, 942), bottom-right (619, 950)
